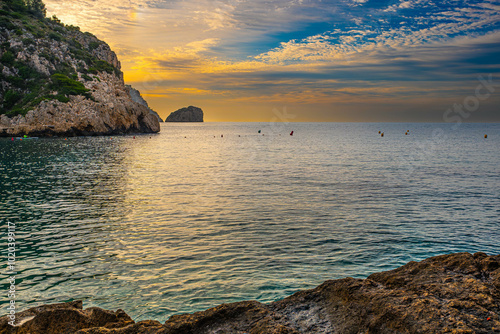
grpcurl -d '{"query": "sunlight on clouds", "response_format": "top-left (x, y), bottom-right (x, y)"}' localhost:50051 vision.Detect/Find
top-left (43, 0), bottom-right (500, 121)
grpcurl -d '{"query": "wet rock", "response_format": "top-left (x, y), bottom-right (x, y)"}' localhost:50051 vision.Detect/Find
top-left (1, 253), bottom-right (499, 333)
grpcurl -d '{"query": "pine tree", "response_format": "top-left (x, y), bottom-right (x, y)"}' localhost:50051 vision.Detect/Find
top-left (25, 0), bottom-right (46, 18)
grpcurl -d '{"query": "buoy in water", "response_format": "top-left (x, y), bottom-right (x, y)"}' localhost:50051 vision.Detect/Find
top-left (290, 131), bottom-right (294, 136)
top-left (258, 130), bottom-right (261, 133)
top-left (378, 131), bottom-right (381, 134)
top-left (11, 137), bottom-right (14, 141)
top-left (484, 134), bottom-right (488, 139)
top-left (381, 133), bottom-right (384, 137)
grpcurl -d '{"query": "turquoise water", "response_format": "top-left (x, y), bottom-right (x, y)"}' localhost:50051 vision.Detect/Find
top-left (1, 122), bottom-right (499, 322)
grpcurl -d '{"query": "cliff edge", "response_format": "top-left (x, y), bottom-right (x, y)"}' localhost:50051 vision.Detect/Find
top-left (126, 85), bottom-right (163, 122)
top-left (1, 252), bottom-right (499, 333)
top-left (0, 1), bottom-right (159, 136)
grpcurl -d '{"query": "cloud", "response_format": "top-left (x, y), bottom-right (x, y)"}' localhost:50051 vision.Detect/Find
top-left (44, 0), bottom-right (500, 121)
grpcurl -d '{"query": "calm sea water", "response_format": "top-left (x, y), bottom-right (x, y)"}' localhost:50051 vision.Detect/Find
top-left (1, 122), bottom-right (499, 321)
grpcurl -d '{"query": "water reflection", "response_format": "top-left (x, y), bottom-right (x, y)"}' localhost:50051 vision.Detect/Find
top-left (0, 123), bottom-right (499, 322)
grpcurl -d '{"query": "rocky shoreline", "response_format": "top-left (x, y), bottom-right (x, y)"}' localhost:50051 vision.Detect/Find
top-left (1, 252), bottom-right (499, 333)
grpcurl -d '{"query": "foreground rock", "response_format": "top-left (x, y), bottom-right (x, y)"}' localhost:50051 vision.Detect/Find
top-left (165, 106), bottom-right (203, 122)
top-left (1, 252), bottom-right (499, 333)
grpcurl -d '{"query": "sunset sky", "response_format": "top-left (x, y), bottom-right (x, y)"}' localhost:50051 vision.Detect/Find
top-left (44, 0), bottom-right (500, 122)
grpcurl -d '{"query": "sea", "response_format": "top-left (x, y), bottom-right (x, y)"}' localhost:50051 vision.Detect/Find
top-left (0, 122), bottom-right (499, 322)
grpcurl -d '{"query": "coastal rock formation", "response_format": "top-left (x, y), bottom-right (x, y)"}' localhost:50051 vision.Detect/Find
top-left (126, 85), bottom-right (163, 122)
top-left (0, 2), bottom-right (159, 136)
top-left (1, 252), bottom-right (499, 333)
top-left (166, 106), bottom-right (203, 122)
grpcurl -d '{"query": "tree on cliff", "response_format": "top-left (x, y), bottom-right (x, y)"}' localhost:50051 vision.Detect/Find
top-left (2, 0), bottom-right (46, 18)
top-left (25, 0), bottom-right (46, 18)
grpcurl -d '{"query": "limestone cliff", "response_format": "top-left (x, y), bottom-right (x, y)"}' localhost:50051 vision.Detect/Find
top-left (126, 85), bottom-right (163, 122)
top-left (0, 1), bottom-right (159, 136)
top-left (166, 106), bottom-right (203, 122)
top-left (1, 252), bottom-right (499, 333)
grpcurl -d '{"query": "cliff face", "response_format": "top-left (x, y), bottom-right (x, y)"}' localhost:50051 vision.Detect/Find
top-left (1, 252), bottom-right (499, 333)
top-left (0, 2), bottom-right (159, 136)
top-left (126, 85), bottom-right (163, 122)
top-left (166, 106), bottom-right (203, 122)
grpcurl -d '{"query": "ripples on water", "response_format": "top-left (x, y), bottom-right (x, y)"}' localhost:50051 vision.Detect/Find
top-left (0, 122), bottom-right (499, 321)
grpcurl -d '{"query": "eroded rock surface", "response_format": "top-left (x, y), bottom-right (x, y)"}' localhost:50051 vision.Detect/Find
top-left (0, 4), bottom-right (160, 136)
top-left (1, 253), bottom-right (499, 333)
top-left (126, 85), bottom-right (163, 122)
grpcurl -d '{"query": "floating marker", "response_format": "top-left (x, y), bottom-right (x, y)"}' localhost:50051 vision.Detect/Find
top-left (290, 131), bottom-right (294, 136)
top-left (258, 130), bottom-right (261, 133)
top-left (378, 131), bottom-right (381, 134)
top-left (484, 134), bottom-right (488, 139)
top-left (381, 133), bottom-right (384, 137)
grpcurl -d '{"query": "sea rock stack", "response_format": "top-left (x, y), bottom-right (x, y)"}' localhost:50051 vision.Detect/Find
top-left (166, 106), bottom-right (204, 122)
top-left (1, 252), bottom-right (499, 333)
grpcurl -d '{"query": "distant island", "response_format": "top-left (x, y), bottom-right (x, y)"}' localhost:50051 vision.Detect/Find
top-left (1, 252), bottom-right (498, 333)
top-left (166, 106), bottom-right (204, 122)
top-left (0, 0), bottom-right (159, 136)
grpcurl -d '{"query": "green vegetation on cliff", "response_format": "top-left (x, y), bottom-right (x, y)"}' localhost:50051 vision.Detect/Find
top-left (0, 0), bottom-right (122, 117)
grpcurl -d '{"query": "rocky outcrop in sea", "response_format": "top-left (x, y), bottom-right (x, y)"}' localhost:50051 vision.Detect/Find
top-left (1, 252), bottom-right (499, 333)
top-left (165, 106), bottom-right (203, 122)
top-left (0, 2), bottom-right (159, 136)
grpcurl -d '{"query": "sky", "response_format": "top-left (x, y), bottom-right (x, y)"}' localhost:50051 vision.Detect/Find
top-left (44, 0), bottom-right (500, 122)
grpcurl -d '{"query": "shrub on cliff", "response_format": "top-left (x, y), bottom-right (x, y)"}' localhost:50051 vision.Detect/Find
top-left (50, 73), bottom-right (90, 97)
top-left (0, 0), bottom-right (122, 117)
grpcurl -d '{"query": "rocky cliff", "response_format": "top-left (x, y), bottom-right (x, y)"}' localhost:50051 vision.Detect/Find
top-left (166, 106), bottom-right (203, 122)
top-left (1, 252), bottom-right (499, 333)
top-left (0, 0), bottom-right (159, 136)
top-left (126, 85), bottom-right (163, 122)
